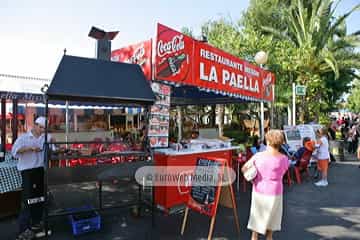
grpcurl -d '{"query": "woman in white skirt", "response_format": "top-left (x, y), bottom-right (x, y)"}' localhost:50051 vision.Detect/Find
top-left (246, 130), bottom-right (289, 240)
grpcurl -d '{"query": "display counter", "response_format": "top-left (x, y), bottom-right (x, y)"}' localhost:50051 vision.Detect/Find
top-left (154, 146), bottom-right (239, 213)
top-left (51, 130), bottom-right (114, 142)
top-left (154, 146), bottom-right (239, 156)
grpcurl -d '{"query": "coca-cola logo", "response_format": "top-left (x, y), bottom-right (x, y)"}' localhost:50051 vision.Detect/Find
top-left (263, 73), bottom-right (272, 86)
top-left (157, 35), bottom-right (185, 58)
top-left (126, 44), bottom-right (146, 65)
top-left (263, 73), bottom-right (273, 97)
top-left (111, 55), bottom-right (119, 61)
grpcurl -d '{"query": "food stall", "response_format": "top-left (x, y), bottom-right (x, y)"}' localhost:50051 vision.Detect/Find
top-left (42, 55), bottom-right (156, 232)
top-left (0, 74), bottom-right (140, 155)
top-left (0, 74), bottom-right (50, 217)
top-left (111, 23), bottom-right (276, 213)
top-left (0, 74), bottom-right (50, 158)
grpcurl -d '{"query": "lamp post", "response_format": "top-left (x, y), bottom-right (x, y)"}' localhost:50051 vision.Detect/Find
top-left (254, 51), bottom-right (268, 141)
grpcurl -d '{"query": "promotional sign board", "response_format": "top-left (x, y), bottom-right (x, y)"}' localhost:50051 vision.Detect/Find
top-left (193, 42), bottom-right (275, 101)
top-left (115, 24), bottom-right (276, 101)
top-left (187, 158), bottom-right (224, 217)
top-left (111, 39), bottom-right (152, 80)
top-left (155, 23), bottom-right (194, 85)
top-left (296, 124), bottom-right (316, 140)
top-left (181, 157), bottom-right (240, 240)
top-left (297, 124), bottom-right (322, 140)
top-left (193, 42), bottom-right (262, 99)
top-left (284, 124), bottom-right (323, 151)
top-left (148, 82), bottom-right (171, 148)
top-left (283, 125), bottom-right (302, 152)
top-left (261, 70), bottom-right (275, 102)
top-left (154, 23), bottom-right (275, 101)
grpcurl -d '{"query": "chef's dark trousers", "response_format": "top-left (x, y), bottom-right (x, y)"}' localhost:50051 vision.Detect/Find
top-left (18, 167), bottom-right (44, 233)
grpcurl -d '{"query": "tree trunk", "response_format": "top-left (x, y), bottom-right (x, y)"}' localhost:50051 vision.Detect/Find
top-left (299, 99), bottom-right (305, 124)
top-left (231, 107), bottom-right (240, 125)
top-left (209, 105), bottom-right (216, 127)
top-left (196, 106), bottom-right (204, 126)
top-left (176, 106), bottom-right (182, 142)
top-left (217, 104), bottom-right (225, 137)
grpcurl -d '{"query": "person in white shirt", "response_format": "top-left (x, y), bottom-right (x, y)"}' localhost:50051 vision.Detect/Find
top-left (314, 128), bottom-right (330, 187)
top-left (12, 116), bottom-right (51, 239)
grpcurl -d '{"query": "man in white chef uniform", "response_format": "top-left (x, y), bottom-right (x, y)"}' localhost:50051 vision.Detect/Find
top-left (12, 116), bottom-right (52, 239)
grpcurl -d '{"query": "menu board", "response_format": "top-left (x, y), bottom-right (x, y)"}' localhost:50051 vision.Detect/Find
top-left (187, 158), bottom-right (225, 217)
top-left (149, 82), bottom-right (171, 148)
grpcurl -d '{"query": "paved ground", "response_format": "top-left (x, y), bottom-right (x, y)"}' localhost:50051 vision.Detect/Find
top-left (1, 154), bottom-right (360, 240)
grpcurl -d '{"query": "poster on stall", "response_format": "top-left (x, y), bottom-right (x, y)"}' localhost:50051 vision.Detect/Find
top-left (283, 125), bottom-right (302, 152)
top-left (148, 82), bottom-right (171, 148)
top-left (295, 124), bottom-right (323, 141)
top-left (296, 124), bottom-right (317, 140)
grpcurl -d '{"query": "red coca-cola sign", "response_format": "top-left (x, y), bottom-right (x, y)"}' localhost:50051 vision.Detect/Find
top-left (261, 70), bottom-right (275, 102)
top-left (111, 39), bottom-right (152, 80)
top-left (155, 23), bottom-right (193, 84)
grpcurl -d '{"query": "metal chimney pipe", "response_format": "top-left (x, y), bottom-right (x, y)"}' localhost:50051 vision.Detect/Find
top-left (88, 26), bottom-right (119, 61)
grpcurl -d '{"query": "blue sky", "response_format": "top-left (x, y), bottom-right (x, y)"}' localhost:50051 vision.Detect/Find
top-left (0, 0), bottom-right (358, 78)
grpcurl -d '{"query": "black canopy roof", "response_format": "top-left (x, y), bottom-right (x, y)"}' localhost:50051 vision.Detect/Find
top-left (47, 55), bottom-right (155, 106)
top-left (170, 85), bottom-right (260, 106)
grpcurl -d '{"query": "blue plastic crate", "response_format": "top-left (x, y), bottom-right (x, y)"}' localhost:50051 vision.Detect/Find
top-left (68, 206), bottom-right (101, 236)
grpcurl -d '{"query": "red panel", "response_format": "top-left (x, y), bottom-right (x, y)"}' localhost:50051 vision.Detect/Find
top-left (155, 23), bottom-right (194, 85)
top-left (153, 23), bottom-right (276, 102)
top-left (154, 150), bottom-right (233, 211)
top-left (111, 39), bottom-right (152, 80)
top-left (193, 42), bottom-right (269, 100)
top-left (261, 70), bottom-right (275, 102)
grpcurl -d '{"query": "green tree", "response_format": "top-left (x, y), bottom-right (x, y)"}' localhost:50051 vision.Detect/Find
top-left (260, 0), bottom-right (360, 122)
top-left (183, 0), bottom-right (359, 129)
top-left (201, 14), bottom-right (296, 129)
top-left (347, 79), bottom-right (360, 113)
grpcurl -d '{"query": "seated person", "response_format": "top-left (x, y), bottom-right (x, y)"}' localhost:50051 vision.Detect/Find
top-left (279, 142), bottom-right (292, 157)
top-left (259, 139), bottom-right (267, 152)
top-left (292, 137), bottom-right (315, 166)
top-left (250, 136), bottom-right (261, 154)
top-left (190, 130), bottom-right (200, 140)
top-left (123, 132), bottom-right (134, 146)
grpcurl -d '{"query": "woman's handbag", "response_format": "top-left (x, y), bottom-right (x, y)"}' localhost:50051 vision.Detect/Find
top-left (241, 159), bottom-right (257, 181)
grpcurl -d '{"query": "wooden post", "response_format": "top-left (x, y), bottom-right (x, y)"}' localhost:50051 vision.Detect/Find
top-left (180, 207), bottom-right (189, 235)
top-left (219, 162), bottom-right (241, 235)
top-left (230, 186), bottom-right (241, 235)
top-left (207, 215), bottom-right (216, 240)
